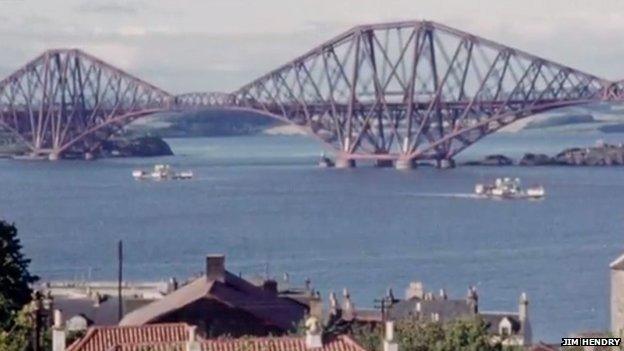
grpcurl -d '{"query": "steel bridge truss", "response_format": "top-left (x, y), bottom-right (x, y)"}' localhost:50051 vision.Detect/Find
top-left (0, 21), bottom-right (614, 161)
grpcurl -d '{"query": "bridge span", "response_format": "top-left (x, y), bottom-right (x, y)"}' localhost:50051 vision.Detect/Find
top-left (0, 20), bottom-right (621, 168)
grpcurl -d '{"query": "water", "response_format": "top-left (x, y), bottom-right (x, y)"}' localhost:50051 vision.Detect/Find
top-left (1, 131), bottom-right (624, 343)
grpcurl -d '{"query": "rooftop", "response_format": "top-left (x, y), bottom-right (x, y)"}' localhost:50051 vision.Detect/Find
top-left (68, 323), bottom-right (368, 351)
top-left (120, 255), bottom-right (307, 331)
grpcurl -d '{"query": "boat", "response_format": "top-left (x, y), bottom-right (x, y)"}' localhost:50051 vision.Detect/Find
top-left (132, 164), bottom-right (194, 180)
top-left (474, 177), bottom-right (545, 199)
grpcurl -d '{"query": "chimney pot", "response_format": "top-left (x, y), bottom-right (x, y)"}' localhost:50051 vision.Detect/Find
top-left (383, 321), bottom-right (398, 351)
top-left (53, 309), bottom-right (63, 329)
top-left (206, 254), bottom-right (225, 282)
top-left (189, 325), bottom-right (197, 342)
top-left (52, 309), bottom-right (66, 351)
top-left (186, 325), bottom-right (201, 351)
top-left (309, 294), bottom-right (323, 320)
top-left (304, 317), bottom-right (323, 349)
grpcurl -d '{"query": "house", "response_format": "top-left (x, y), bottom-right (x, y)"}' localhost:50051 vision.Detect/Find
top-left (384, 281), bottom-right (532, 347)
top-left (119, 254), bottom-right (309, 337)
top-left (38, 279), bottom-right (169, 331)
top-left (53, 295), bottom-right (154, 331)
top-left (611, 252), bottom-right (624, 337)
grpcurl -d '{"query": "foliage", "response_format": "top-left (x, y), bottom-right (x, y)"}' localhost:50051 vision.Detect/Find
top-left (345, 317), bottom-right (518, 351)
top-left (0, 221), bottom-right (41, 351)
top-left (0, 304), bottom-right (51, 351)
top-left (0, 220), bottom-right (38, 330)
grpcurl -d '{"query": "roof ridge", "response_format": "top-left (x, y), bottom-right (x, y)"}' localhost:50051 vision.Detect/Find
top-left (95, 322), bottom-right (190, 330)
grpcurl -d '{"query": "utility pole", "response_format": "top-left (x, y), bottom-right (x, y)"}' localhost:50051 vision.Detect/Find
top-left (117, 240), bottom-right (123, 322)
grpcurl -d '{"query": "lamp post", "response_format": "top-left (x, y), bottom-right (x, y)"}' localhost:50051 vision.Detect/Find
top-left (29, 291), bottom-right (42, 351)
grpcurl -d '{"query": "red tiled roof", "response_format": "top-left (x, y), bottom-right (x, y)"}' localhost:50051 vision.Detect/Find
top-left (67, 323), bottom-right (194, 351)
top-left (112, 335), bottom-right (367, 351)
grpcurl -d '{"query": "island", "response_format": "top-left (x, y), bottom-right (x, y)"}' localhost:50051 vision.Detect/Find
top-left (464, 141), bottom-right (624, 166)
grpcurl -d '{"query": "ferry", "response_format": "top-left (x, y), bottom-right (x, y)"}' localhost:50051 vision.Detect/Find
top-left (475, 177), bottom-right (545, 199)
top-left (132, 164), bottom-right (193, 181)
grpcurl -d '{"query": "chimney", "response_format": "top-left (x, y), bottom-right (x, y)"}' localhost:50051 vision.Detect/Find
top-left (439, 289), bottom-right (447, 300)
top-left (466, 286), bottom-right (478, 314)
top-left (52, 309), bottom-right (66, 351)
top-left (328, 291), bottom-right (339, 317)
top-left (186, 325), bottom-right (201, 351)
top-left (206, 254), bottom-right (225, 282)
top-left (405, 281), bottom-right (424, 300)
top-left (341, 288), bottom-right (355, 321)
top-left (304, 316), bottom-right (323, 349)
top-left (382, 321), bottom-right (398, 351)
top-left (519, 292), bottom-right (532, 346)
top-left (262, 279), bottom-right (278, 295)
top-left (167, 277), bottom-right (179, 293)
top-left (309, 293), bottom-right (323, 320)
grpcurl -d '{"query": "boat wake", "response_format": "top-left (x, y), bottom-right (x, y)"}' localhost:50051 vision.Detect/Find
top-left (404, 192), bottom-right (483, 199)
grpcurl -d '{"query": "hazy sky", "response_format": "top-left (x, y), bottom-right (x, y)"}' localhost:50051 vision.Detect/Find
top-left (2, 0), bottom-right (624, 93)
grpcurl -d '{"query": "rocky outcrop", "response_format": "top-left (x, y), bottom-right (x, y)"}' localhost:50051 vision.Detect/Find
top-left (463, 154), bottom-right (513, 166)
top-left (102, 136), bottom-right (174, 157)
top-left (518, 153), bottom-right (555, 166)
top-left (463, 142), bottom-right (624, 167)
top-left (554, 144), bottom-right (624, 166)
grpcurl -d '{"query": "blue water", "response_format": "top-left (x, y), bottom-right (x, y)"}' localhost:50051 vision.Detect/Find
top-left (1, 131), bottom-right (624, 343)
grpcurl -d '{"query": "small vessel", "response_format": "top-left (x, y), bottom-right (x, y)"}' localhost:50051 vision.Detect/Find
top-left (132, 164), bottom-right (194, 181)
top-left (475, 177), bottom-right (545, 199)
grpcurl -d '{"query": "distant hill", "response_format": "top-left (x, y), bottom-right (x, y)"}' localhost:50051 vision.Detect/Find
top-left (125, 109), bottom-right (282, 138)
top-left (500, 103), bottom-right (624, 133)
top-left (523, 114), bottom-right (595, 129)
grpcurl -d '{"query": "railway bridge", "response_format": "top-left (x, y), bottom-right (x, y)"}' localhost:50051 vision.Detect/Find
top-left (1, 20), bottom-right (622, 168)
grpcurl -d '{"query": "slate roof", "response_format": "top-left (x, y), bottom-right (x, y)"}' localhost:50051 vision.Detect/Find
top-left (119, 271), bottom-right (306, 331)
top-left (387, 298), bottom-right (474, 322)
top-left (54, 296), bottom-right (154, 327)
top-left (480, 312), bottom-right (522, 334)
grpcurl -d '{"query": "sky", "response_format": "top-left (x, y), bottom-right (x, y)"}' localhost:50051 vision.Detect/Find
top-left (2, 0), bottom-right (624, 94)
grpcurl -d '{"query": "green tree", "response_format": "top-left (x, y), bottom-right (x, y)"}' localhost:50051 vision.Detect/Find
top-left (0, 220), bottom-right (38, 329)
top-left (346, 317), bottom-right (518, 351)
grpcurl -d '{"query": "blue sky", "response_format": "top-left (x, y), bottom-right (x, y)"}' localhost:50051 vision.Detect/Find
top-left (1, 0), bottom-right (624, 93)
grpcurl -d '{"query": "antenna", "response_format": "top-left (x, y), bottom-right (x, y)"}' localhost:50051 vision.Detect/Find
top-left (117, 240), bottom-right (123, 322)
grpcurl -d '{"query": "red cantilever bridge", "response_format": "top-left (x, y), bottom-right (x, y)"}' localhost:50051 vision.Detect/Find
top-left (1, 20), bottom-right (622, 168)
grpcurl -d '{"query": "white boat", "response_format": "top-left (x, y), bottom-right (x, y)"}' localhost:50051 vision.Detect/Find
top-left (132, 164), bottom-right (194, 181)
top-left (474, 177), bottom-right (545, 199)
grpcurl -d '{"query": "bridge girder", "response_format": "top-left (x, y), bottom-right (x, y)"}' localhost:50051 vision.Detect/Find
top-left (0, 21), bottom-right (616, 160)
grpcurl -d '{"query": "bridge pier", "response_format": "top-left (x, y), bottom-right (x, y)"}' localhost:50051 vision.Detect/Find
top-left (395, 158), bottom-right (416, 170)
top-left (436, 158), bottom-right (456, 169)
top-left (48, 152), bottom-right (60, 161)
top-left (335, 157), bottom-right (356, 169)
